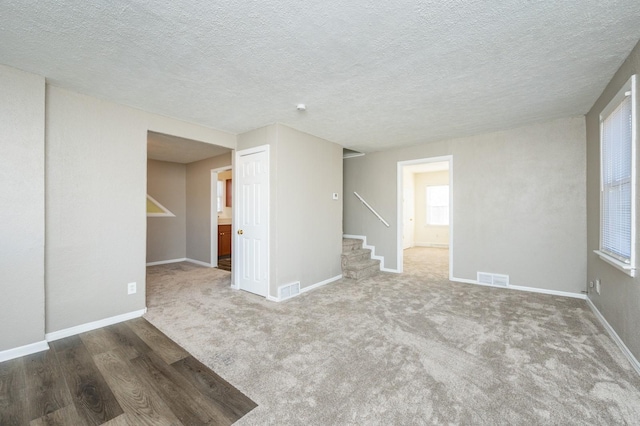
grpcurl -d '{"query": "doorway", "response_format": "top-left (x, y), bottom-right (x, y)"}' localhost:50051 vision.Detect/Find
top-left (211, 167), bottom-right (232, 271)
top-left (397, 156), bottom-right (453, 277)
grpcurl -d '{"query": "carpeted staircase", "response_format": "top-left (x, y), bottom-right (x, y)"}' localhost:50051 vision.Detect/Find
top-left (342, 238), bottom-right (380, 280)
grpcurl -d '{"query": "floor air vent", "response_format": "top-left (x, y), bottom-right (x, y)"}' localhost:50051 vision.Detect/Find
top-left (477, 272), bottom-right (509, 286)
top-left (278, 282), bottom-right (301, 301)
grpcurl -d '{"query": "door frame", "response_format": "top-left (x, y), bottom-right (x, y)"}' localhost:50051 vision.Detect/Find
top-left (211, 166), bottom-right (232, 267)
top-left (232, 145), bottom-right (270, 296)
top-left (396, 155), bottom-right (453, 277)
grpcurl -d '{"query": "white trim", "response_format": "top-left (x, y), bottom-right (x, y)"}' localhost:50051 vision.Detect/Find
top-left (397, 156), bottom-right (453, 276)
top-left (593, 250), bottom-right (636, 277)
top-left (145, 257), bottom-right (214, 268)
top-left (267, 274), bottom-right (343, 302)
top-left (146, 258), bottom-right (187, 266)
top-left (45, 308), bottom-right (147, 342)
top-left (586, 297), bottom-right (640, 376)
top-left (414, 242), bottom-right (449, 248)
top-left (0, 340), bottom-right (49, 362)
top-left (449, 277), bottom-right (586, 299)
top-left (343, 234), bottom-right (399, 273)
top-left (185, 258), bottom-right (214, 268)
top-left (211, 165), bottom-right (232, 267)
top-left (146, 194), bottom-right (176, 217)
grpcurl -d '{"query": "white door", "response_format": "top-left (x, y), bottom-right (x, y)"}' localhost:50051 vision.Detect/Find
top-left (235, 146), bottom-right (269, 297)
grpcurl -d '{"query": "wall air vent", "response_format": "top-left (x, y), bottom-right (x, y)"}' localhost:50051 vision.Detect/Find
top-left (278, 282), bottom-right (301, 301)
top-left (477, 272), bottom-right (509, 287)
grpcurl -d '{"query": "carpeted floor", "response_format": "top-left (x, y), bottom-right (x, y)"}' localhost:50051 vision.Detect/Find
top-left (145, 248), bottom-right (640, 425)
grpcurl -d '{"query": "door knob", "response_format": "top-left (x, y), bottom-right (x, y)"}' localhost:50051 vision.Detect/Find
top-left (237, 229), bottom-right (244, 235)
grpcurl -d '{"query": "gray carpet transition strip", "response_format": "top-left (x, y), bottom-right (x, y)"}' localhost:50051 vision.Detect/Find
top-left (145, 248), bottom-right (640, 424)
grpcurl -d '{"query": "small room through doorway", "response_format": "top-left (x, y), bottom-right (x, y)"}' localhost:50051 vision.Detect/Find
top-left (213, 167), bottom-right (233, 272)
top-left (398, 157), bottom-right (452, 278)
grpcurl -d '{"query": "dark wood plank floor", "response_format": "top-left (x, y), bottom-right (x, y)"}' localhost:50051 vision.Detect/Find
top-left (0, 318), bottom-right (256, 425)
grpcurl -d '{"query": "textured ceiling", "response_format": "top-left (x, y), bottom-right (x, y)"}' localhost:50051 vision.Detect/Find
top-left (1, 1), bottom-right (639, 152)
top-left (147, 131), bottom-right (230, 163)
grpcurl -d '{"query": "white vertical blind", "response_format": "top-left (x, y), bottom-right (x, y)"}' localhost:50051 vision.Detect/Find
top-left (600, 87), bottom-right (633, 262)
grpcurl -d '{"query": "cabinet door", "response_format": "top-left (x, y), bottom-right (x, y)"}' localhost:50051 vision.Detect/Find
top-left (218, 225), bottom-right (232, 256)
top-left (225, 179), bottom-right (232, 207)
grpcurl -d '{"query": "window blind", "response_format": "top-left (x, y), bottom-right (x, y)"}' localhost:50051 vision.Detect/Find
top-left (601, 91), bottom-right (632, 262)
top-left (427, 185), bottom-right (449, 225)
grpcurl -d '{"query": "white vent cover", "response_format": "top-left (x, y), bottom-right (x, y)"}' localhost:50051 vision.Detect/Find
top-left (278, 282), bottom-right (301, 301)
top-left (477, 272), bottom-right (509, 287)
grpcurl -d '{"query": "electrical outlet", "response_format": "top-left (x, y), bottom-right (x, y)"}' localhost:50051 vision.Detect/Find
top-left (128, 282), bottom-right (137, 295)
top-left (595, 279), bottom-right (601, 295)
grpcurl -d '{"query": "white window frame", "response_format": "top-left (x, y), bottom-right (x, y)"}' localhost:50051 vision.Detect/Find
top-left (594, 74), bottom-right (637, 277)
top-left (426, 185), bottom-right (449, 226)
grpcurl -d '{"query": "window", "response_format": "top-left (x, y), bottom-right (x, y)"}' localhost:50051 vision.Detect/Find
top-left (217, 180), bottom-right (224, 213)
top-left (426, 185), bottom-right (449, 225)
top-left (596, 74), bottom-right (637, 277)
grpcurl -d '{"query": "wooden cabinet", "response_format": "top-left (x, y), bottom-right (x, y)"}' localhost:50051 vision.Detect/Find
top-left (218, 224), bottom-right (232, 257)
top-left (225, 179), bottom-right (232, 207)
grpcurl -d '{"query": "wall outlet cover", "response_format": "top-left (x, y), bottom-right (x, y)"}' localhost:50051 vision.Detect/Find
top-left (128, 282), bottom-right (137, 295)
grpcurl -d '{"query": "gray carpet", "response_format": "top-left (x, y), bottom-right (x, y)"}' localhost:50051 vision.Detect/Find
top-left (145, 248), bottom-right (640, 425)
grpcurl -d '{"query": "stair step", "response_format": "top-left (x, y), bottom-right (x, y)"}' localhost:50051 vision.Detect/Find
top-left (341, 248), bottom-right (372, 267)
top-left (343, 259), bottom-right (380, 280)
top-left (342, 238), bottom-right (363, 252)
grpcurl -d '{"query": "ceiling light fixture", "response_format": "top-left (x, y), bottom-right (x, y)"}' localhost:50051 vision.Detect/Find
top-left (296, 103), bottom-right (306, 111)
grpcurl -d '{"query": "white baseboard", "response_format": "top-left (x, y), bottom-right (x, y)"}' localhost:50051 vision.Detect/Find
top-left (301, 274), bottom-right (342, 294)
top-left (449, 277), bottom-right (586, 299)
top-left (0, 340), bottom-right (49, 363)
top-left (146, 258), bottom-right (214, 267)
top-left (414, 242), bottom-right (449, 248)
top-left (45, 308), bottom-right (147, 342)
top-left (267, 274), bottom-right (343, 302)
top-left (146, 258), bottom-right (187, 266)
top-left (343, 234), bottom-right (400, 273)
top-left (186, 258), bottom-right (214, 267)
top-left (586, 298), bottom-right (640, 376)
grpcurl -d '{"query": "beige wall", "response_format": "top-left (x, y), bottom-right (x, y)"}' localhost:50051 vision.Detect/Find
top-left (586, 40), bottom-right (640, 360)
top-left (146, 159), bottom-right (186, 263)
top-left (0, 66), bottom-right (45, 351)
top-left (186, 152), bottom-right (232, 264)
top-left (275, 124), bottom-right (343, 293)
top-left (45, 84), bottom-right (235, 334)
top-left (344, 116), bottom-right (586, 294)
top-left (237, 124), bottom-right (342, 297)
top-left (414, 171), bottom-right (449, 247)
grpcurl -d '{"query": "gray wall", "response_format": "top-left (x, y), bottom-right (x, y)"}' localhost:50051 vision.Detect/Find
top-left (0, 65), bottom-right (45, 351)
top-left (186, 152), bottom-right (232, 264)
top-left (147, 159), bottom-right (186, 263)
top-left (586, 40), bottom-right (640, 360)
top-left (344, 117), bottom-right (587, 294)
top-left (275, 124), bottom-right (343, 292)
top-left (45, 84), bottom-right (235, 334)
top-left (237, 124), bottom-right (342, 297)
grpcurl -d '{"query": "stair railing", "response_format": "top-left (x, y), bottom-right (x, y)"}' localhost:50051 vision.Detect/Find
top-left (353, 192), bottom-right (390, 227)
